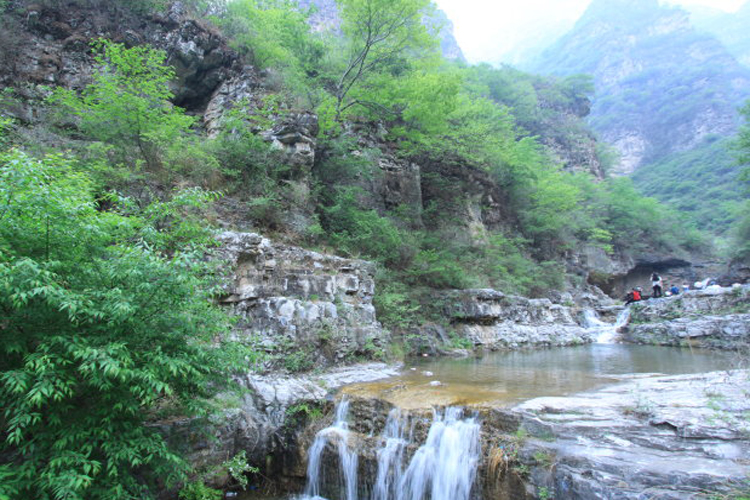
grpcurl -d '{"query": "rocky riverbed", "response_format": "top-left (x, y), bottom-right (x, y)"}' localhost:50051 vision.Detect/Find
top-left (624, 285), bottom-right (750, 350)
top-left (180, 232), bottom-right (750, 500)
top-left (513, 370), bottom-right (750, 499)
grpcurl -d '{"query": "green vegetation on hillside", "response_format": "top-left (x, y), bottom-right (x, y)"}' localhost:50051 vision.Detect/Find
top-left (1, 0), bottom-right (704, 300)
top-left (0, 1), bottom-right (716, 496)
top-left (0, 150), bottom-right (248, 499)
top-left (632, 136), bottom-right (745, 236)
top-left (733, 101), bottom-right (750, 260)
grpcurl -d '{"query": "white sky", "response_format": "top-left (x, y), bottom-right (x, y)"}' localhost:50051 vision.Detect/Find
top-left (434, 0), bottom-right (747, 64)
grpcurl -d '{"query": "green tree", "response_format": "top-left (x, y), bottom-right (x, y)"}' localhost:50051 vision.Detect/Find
top-left (733, 101), bottom-right (750, 258)
top-left (739, 102), bottom-right (750, 175)
top-left (217, 0), bottom-right (325, 93)
top-left (331, 0), bottom-right (437, 120)
top-left (0, 150), bottom-right (245, 500)
top-left (51, 40), bottom-right (195, 176)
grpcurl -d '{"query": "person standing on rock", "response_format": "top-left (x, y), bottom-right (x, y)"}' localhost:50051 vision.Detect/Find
top-left (651, 272), bottom-right (663, 298)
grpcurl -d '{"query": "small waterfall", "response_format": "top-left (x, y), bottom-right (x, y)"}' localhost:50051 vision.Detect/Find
top-left (301, 404), bottom-right (480, 500)
top-left (584, 308), bottom-right (630, 344)
top-left (614, 308), bottom-right (630, 328)
top-left (582, 309), bottom-right (608, 328)
top-left (371, 409), bottom-right (406, 500)
top-left (397, 408), bottom-right (481, 500)
top-left (304, 399), bottom-right (358, 500)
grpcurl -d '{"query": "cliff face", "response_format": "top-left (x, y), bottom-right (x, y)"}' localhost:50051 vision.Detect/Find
top-left (0, 0), bottom-right (242, 128)
top-left (530, 0), bottom-right (750, 176)
top-left (217, 231), bottom-right (388, 371)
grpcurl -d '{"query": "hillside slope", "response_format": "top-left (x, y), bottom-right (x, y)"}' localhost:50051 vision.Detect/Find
top-left (529, 0), bottom-right (750, 177)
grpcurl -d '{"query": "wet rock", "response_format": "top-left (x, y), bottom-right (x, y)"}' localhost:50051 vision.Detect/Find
top-left (168, 362), bottom-right (399, 487)
top-left (512, 370), bottom-right (750, 500)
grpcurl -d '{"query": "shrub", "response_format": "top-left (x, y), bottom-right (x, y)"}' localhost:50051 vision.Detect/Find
top-left (320, 188), bottom-right (410, 267)
top-left (50, 40), bottom-right (197, 186)
top-left (0, 149), bottom-right (247, 499)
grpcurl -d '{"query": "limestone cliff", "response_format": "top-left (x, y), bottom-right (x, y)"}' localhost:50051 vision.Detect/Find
top-left (217, 231), bottom-right (388, 371)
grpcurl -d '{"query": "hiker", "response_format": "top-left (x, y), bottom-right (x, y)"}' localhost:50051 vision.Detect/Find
top-left (670, 284), bottom-right (680, 295)
top-left (651, 272), bottom-right (663, 298)
top-left (625, 287), bottom-right (641, 305)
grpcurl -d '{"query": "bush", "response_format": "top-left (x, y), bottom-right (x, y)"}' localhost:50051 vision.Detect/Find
top-left (0, 149), bottom-right (247, 499)
top-left (320, 188), bottom-right (410, 267)
top-left (50, 40), bottom-right (197, 186)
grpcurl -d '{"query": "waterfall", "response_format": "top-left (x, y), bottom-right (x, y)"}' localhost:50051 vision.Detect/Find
top-left (301, 404), bottom-right (480, 500)
top-left (614, 308), bottom-right (630, 328)
top-left (582, 309), bottom-right (608, 328)
top-left (584, 308), bottom-right (630, 344)
top-left (304, 398), bottom-right (359, 500)
top-left (397, 408), bottom-right (481, 500)
top-left (371, 409), bottom-right (406, 500)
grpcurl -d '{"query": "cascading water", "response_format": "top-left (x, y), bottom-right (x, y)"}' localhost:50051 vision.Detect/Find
top-left (371, 408), bottom-right (407, 500)
top-left (300, 403), bottom-right (481, 500)
top-left (584, 308), bottom-right (630, 344)
top-left (304, 398), bottom-right (358, 500)
top-left (397, 407), bottom-right (480, 500)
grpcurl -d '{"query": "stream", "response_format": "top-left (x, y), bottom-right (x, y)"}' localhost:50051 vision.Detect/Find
top-left (239, 310), bottom-right (741, 500)
top-left (341, 342), bottom-right (734, 409)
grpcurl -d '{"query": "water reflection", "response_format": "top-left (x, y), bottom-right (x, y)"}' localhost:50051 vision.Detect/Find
top-left (343, 344), bottom-right (735, 409)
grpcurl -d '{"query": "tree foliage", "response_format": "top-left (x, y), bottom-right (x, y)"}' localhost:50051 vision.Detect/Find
top-left (217, 0), bottom-right (325, 92)
top-left (51, 40), bottom-right (196, 177)
top-left (0, 150), bottom-right (244, 500)
top-left (330, 0), bottom-right (438, 120)
top-left (732, 101), bottom-right (750, 259)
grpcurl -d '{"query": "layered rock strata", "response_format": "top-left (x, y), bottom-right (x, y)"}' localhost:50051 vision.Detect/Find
top-left (172, 232), bottom-right (396, 484)
top-left (440, 289), bottom-right (594, 349)
top-left (217, 231), bottom-right (388, 370)
top-left (513, 370), bottom-right (750, 499)
top-left (624, 286), bottom-right (750, 349)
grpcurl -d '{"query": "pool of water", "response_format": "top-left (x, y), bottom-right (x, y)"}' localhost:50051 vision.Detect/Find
top-left (234, 343), bottom-right (740, 500)
top-left (341, 344), bottom-right (738, 409)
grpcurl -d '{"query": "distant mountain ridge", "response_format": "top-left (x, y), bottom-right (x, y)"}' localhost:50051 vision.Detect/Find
top-left (529, 0), bottom-right (750, 176)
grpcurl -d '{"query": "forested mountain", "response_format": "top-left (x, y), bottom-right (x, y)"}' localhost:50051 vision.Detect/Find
top-left (528, 0), bottom-right (750, 236)
top-left (1, 1), bottom-right (748, 498)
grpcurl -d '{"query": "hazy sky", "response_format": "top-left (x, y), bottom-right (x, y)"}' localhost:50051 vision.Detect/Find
top-left (434, 0), bottom-right (747, 64)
